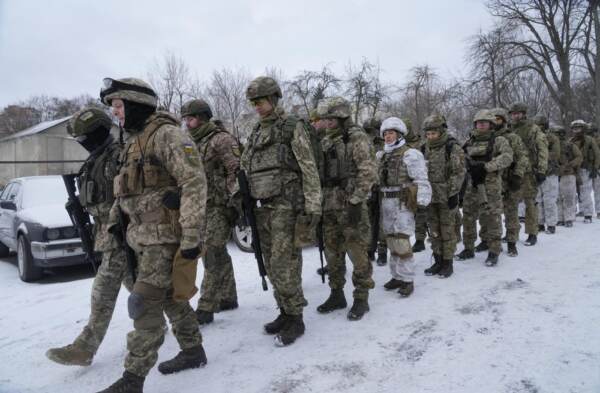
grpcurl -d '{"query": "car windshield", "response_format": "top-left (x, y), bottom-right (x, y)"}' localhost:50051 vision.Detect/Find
top-left (21, 177), bottom-right (69, 208)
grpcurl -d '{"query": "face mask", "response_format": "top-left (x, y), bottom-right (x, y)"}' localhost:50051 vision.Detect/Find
top-left (77, 128), bottom-right (111, 152)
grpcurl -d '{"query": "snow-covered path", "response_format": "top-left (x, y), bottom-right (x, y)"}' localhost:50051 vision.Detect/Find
top-left (1, 221), bottom-right (599, 393)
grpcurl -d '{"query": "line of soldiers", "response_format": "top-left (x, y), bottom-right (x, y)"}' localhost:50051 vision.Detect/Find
top-left (42, 76), bottom-right (600, 393)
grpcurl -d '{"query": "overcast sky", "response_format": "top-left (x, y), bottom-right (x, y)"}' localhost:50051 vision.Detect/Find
top-left (0, 0), bottom-right (493, 108)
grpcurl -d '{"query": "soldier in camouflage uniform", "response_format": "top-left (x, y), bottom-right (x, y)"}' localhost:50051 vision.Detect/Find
top-left (555, 125), bottom-right (583, 227)
top-left (241, 76), bottom-right (322, 346)
top-left (46, 108), bottom-right (132, 367)
top-left (533, 115), bottom-right (560, 234)
top-left (378, 117), bottom-right (431, 296)
top-left (420, 115), bottom-right (465, 278)
top-left (508, 102), bottom-right (548, 246)
top-left (363, 117), bottom-right (387, 266)
top-left (457, 110), bottom-right (513, 266)
top-left (315, 97), bottom-right (377, 320)
top-left (570, 119), bottom-right (600, 223)
top-left (180, 99), bottom-right (239, 326)
top-left (96, 78), bottom-right (207, 393)
top-left (587, 123), bottom-right (600, 218)
top-left (491, 108), bottom-right (529, 257)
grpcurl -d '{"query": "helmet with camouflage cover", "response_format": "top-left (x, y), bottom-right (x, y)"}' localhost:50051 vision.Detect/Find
top-left (100, 77), bottom-right (158, 108)
top-left (508, 102), bottom-right (528, 114)
top-left (363, 117), bottom-right (382, 137)
top-left (473, 109), bottom-right (497, 125)
top-left (422, 114), bottom-right (447, 132)
top-left (380, 117), bottom-right (408, 138)
top-left (67, 107), bottom-right (113, 137)
top-left (550, 124), bottom-right (566, 136)
top-left (533, 114), bottom-right (549, 130)
top-left (316, 97), bottom-right (351, 119)
top-left (570, 119), bottom-right (587, 130)
top-left (491, 107), bottom-right (509, 123)
top-left (181, 99), bottom-right (213, 119)
top-left (587, 122), bottom-right (598, 133)
top-left (246, 76), bottom-right (282, 101)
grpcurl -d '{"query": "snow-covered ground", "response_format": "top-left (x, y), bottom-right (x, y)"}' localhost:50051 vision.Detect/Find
top-left (1, 221), bottom-right (600, 393)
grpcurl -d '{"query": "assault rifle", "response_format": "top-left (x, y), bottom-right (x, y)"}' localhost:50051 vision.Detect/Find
top-left (114, 206), bottom-right (137, 283)
top-left (465, 157), bottom-right (489, 208)
top-left (237, 170), bottom-right (268, 291)
top-left (368, 185), bottom-right (380, 261)
top-left (316, 218), bottom-right (325, 284)
top-left (62, 174), bottom-right (99, 273)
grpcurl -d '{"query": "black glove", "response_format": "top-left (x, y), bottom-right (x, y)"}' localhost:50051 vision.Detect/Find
top-left (590, 168), bottom-right (598, 179)
top-left (535, 173), bottom-right (546, 185)
top-left (347, 203), bottom-right (362, 225)
top-left (508, 175), bottom-right (522, 192)
top-left (469, 161), bottom-right (487, 186)
top-left (447, 194), bottom-right (459, 210)
top-left (181, 246), bottom-right (201, 260)
top-left (162, 190), bottom-right (181, 210)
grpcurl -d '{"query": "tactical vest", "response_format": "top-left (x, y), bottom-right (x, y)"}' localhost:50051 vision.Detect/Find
top-left (246, 114), bottom-right (302, 200)
top-left (465, 134), bottom-right (496, 163)
top-left (197, 128), bottom-right (231, 206)
top-left (114, 115), bottom-right (178, 198)
top-left (322, 129), bottom-right (360, 189)
top-left (379, 144), bottom-right (411, 188)
top-left (577, 135), bottom-right (596, 170)
top-left (78, 142), bottom-right (119, 210)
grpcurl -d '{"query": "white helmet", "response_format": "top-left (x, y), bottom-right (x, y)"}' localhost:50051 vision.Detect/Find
top-left (380, 117), bottom-right (408, 138)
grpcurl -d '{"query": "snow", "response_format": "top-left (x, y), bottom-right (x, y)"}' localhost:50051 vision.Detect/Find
top-left (0, 117), bottom-right (71, 142)
top-left (1, 221), bottom-right (600, 393)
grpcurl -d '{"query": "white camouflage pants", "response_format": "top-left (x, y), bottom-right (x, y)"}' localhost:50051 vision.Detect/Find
top-left (578, 169), bottom-right (594, 217)
top-left (558, 175), bottom-right (577, 222)
top-left (386, 236), bottom-right (415, 283)
top-left (537, 175), bottom-right (559, 226)
top-left (593, 177), bottom-right (600, 216)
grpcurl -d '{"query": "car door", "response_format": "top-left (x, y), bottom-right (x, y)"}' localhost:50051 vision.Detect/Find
top-left (0, 183), bottom-right (15, 246)
top-left (1, 183), bottom-right (21, 250)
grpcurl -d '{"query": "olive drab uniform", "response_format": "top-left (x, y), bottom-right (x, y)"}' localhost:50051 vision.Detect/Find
top-left (240, 107), bottom-right (322, 316)
top-left (557, 131), bottom-right (583, 223)
top-left (570, 132), bottom-right (600, 218)
top-left (189, 120), bottom-right (239, 316)
top-left (537, 128), bottom-right (560, 228)
top-left (512, 120), bottom-right (548, 236)
top-left (110, 111), bottom-right (207, 378)
top-left (422, 134), bottom-right (465, 262)
top-left (321, 125), bottom-right (377, 301)
top-left (592, 130), bottom-right (600, 216)
top-left (462, 132), bottom-right (513, 256)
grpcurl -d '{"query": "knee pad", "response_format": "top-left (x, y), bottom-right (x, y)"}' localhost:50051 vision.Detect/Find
top-left (127, 292), bottom-right (145, 320)
top-left (127, 282), bottom-right (166, 321)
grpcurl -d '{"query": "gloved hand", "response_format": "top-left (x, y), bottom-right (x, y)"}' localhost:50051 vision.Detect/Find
top-left (535, 173), bottom-right (546, 185)
top-left (590, 168), bottom-right (598, 179)
top-left (107, 223), bottom-right (124, 244)
top-left (447, 194), bottom-right (459, 209)
top-left (181, 246), bottom-right (202, 260)
top-left (162, 190), bottom-right (181, 210)
top-left (469, 161), bottom-right (486, 186)
top-left (508, 175), bottom-right (522, 191)
top-left (347, 203), bottom-right (362, 225)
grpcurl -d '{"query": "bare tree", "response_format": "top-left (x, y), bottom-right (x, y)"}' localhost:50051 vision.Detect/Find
top-left (148, 51), bottom-right (191, 114)
top-left (287, 65), bottom-right (341, 116)
top-left (206, 67), bottom-right (251, 140)
top-left (345, 58), bottom-right (376, 123)
top-left (579, 0), bottom-right (600, 122)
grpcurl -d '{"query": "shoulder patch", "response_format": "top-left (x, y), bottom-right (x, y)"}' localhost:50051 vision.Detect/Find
top-left (231, 146), bottom-right (241, 157)
top-left (183, 143), bottom-right (196, 155)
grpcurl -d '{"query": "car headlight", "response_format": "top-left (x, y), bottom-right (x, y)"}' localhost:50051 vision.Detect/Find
top-left (46, 228), bottom-right (60, 240)
top-left (61, 227), bottom-right (77, 239)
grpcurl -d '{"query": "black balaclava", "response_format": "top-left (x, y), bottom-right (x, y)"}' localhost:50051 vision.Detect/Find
top-left (123, 100), bottom-right (155, 132)
top-left (77, 127), bottom-right (111, 153)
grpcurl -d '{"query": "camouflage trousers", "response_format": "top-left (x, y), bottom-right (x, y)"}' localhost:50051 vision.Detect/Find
top-left (578, 169), bottom-right (594, 216)
top-left (73, 248), bottom-right (134, 354)
top-left (502, 189), bottom-right (522, 243)
top-left (125, 243), bottom-right (202, 377)
top-left (536, 175), bottom-right (559, 226)
top-left (323, 203), bottom-right (375, 300)
top-left (415, 206), bottom-right (428, 241)
top-left (197, 206), bottom-right (237, 313)
top-left (593, 176), bottom-right (600, 215)
top-left (558, 175), bottom-right (577, 222)
top-left (520, 173), bottom-right (539, 235)
top-left (255, 207), bottom-right (307, 315)
top-left (463, 180), bottom-right (503, 254)
top-left (427, 204), bottom-right (457, 260)
top-left (386, 234), bottom-right (414, 282)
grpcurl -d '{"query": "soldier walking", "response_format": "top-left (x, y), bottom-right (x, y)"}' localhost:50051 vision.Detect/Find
top-left (533, 115), bottom-right (560, 234)
top-left (555, 125), bottom-right (583, 227)
top-left (570, 120), bottom-right (600, 223)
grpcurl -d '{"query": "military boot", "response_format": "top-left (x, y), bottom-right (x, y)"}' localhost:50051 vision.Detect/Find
top-left (524, 234), bottom-right (537, 246)
top-left (424, 254), bottom-right (443, 276)
top-left (507, 242), bottom-right (518, 257)
top-left (565, 220), bottom-right (573, 227)
top-left (95, 371), bottom-right (144, 393)
top-left (456, 248), bottom-right (475, 260)
top-left (376, 246), bottom-right (388, 266)
top-left (475, 241), bottom-right (488, 252)
top-left (317, 289), bottom-right (347, 313)
top-left (556, 221), bottom-right (565, 226)
top-left (157, 345), bottom-right (207, 375)
top-left (316, 266), bottom-right (329, 276)
top-left (264, 311), bottom-right (287, 334)
top-left (412, 240), bottom-right (425, 253)
top-left (274, 314), bottom-right (305, 346)
top-left (576, 211), bottom-right (584, 217)
top-left (46, 343), bottom-right (93, 366)
top-left (383, 278), bottom-right (403, 290)
top-left (545, 226), bottom-right (556, 234)
top-left (397, 281), bottom-right (414, 297)
top-left (584, 216), bottom-right (593, 223)
top-left (219, 300), bottom-right (238, 312)
top-left (437, 259), bottom-right (453, 278)
top-left (485, 252), bottom-right (499, 267)
top-left (347, 298), bottom-right (370, 321)
top-left (195, 309), bottom-right (214, 325)
top-left (538, 224), bottom-right (545, 232)
top-left (501, 235), bottom-right (508, 243)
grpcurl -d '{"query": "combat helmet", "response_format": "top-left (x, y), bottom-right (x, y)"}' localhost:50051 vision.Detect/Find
top-left (380, 117), bottom-right (408, 138)
top-left (181, 99), bottom-right (213, 119)
top-left (246, 76), bottom-right (282, 101)
top-left (570, 119), bottom-right (587, 130)
top-left (316, 97), bottom-right (351, 119)
top-left (67, 107), bottom-right (113, 137)
top-left (508, 102), bottom-right (528, 114)
top-left (422, 114), bottom-right (447, 133)
top-left (100, 78), bottom-right (158, 108)
top-left (491, 107), bottom-right (509, 124)
top-left (533, 114), bottom-right (549, 130)
top-left (363, 117), bottom-right (382, 137)
top-left (473, 109), bottom-right (497, 125)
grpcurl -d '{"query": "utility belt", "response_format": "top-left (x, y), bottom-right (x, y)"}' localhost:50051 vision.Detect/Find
top-left (380, 190), bottom-right (406, 199)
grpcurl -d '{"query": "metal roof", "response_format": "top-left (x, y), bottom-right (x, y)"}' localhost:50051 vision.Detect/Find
top-left (0, 116), bottom-right (72, 142)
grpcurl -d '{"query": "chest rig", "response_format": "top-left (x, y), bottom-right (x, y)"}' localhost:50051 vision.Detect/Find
top-left (78, 142), bottom-right (119, 208)
top-left (379, 144), bottom-right (411, 188)
top-left (322, 130), bottom-right (359, 189)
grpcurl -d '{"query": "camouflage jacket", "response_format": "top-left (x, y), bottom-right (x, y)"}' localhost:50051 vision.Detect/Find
top-left (110, 112), bottom-right (206, 250)
top-left (494, 126), bottom-right (530, 187)
top-left (545, 131), bottom-right (561, 176)
top-left (558, 138), bottom-right (583, 176)
top-left (512, 119), bottom-right (548, 175)
top-left (464, 131), bottom-right (513, 188)
top-left (422, 133), bottom-right (465, 204)
top-left (189, 121), bottom-right (240, 207)
top-left (241, 107), bottom-right (322, 215)
top-left (77, 137), bottom-right (121, 252)
top-left (570, 134), bottom-right (600, 171)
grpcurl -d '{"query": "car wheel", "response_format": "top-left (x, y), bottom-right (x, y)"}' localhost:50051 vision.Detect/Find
top-left (17, 235), bottom-right (42, 282)
top-left (0, 241), bottom-right (9, 257)
top-left (232, 224), bottom-right (253, 253)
